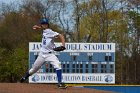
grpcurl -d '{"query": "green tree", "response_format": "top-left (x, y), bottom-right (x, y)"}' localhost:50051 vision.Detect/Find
top-left (0, 47), bottom-right (28, 82)
top-left (77, 0), bottom-right (132, 84)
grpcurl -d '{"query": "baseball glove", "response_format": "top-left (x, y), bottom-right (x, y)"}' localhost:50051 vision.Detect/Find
top-left (53, 46), bottom-right (66, 51)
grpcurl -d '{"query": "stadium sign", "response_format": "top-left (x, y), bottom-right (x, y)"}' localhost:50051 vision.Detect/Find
top-left (29, 42), bottom-right (115, 84)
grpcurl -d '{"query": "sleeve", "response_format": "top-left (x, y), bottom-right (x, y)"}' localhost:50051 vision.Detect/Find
top-left (49, 29), bottom-right (59, 37)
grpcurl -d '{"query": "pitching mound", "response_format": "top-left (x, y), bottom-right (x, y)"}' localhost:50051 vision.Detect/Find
top-left (0, 83), bottom-right (115, 93)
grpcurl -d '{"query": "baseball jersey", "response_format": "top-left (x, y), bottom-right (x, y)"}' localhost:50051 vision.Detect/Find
top-left (40, 28), bottom-right (59, 53)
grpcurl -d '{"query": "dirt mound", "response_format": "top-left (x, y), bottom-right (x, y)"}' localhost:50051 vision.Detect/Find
top-left (0, 83), bottom-right (115, 93)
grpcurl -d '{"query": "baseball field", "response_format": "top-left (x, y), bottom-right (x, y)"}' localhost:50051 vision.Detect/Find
top-left (0, 83), bottom-right (116, 93)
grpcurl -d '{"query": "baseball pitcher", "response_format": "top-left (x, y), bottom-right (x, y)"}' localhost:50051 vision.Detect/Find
top-left (20, 18), bottom-right (67, 89)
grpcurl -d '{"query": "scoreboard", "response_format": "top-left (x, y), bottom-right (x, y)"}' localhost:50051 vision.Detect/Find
top-left (29, 42), bottom-right (115, 84)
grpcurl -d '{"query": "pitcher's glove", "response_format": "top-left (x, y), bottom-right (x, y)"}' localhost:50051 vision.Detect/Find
top-left (53, 46), bottom-right (66, 51)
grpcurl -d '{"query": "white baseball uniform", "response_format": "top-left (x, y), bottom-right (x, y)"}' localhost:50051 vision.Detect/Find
top-left (29, 28), bottom-right (61, 75)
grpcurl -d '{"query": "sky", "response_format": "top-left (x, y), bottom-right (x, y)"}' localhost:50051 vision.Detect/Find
top-left (0, 0), bottom-right (16, 3)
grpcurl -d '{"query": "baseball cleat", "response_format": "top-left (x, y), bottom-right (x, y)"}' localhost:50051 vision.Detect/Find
top-left (57, 83), bottom-right (68, 89)
top-left (20, 77), bottom-right (25, 83)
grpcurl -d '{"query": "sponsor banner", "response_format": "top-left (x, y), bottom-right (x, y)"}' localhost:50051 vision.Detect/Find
top-left (29, 42), bottom-right (115, 52)
top-left (29, 73), bottom-right (115, 84)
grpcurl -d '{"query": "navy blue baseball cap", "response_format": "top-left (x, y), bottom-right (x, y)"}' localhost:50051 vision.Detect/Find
top-left (40, 18), bottom-right (49, 24)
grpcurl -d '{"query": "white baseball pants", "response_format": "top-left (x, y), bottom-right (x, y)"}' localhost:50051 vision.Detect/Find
top-left (29, 52), bottom-right (61, 75)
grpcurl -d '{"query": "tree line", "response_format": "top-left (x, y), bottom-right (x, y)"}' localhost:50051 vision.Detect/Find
top-left (0, 0), bottom-right (140, 84)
